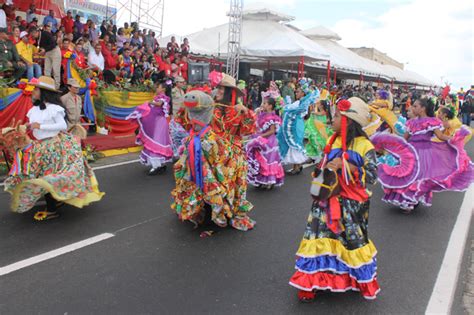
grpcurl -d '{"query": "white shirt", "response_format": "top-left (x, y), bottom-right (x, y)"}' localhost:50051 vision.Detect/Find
top-left (0, 9), bottom-right (6, 28)
top-left (27, 103), bottom-right (67, 140)
top-left (88, 50), bottom-right (105, 71)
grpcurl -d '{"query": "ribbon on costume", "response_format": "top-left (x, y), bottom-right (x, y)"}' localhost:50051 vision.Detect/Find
top-left (187, 125), bottom-right (211, 191)
top-left (327, 196), bottom-right (341, 234)
top-left (9, 143), bottom-right (33, 176)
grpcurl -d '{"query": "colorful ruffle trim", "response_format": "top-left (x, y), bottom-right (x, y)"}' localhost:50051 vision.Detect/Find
top-left (295, 255), bottom-right (377, 282)
top-left (406, 117), bottom-right (442, 135)
top-left (295, 238), bottom-right (377, 268)
top-left (289, 271), bottom-right (380, 300)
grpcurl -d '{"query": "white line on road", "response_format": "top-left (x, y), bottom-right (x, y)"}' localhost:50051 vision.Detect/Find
top-left (0, 159), bottom-right (140, 188)
top-left (426, 184), bottom-right (474, 314)
top-left (0, 233), bottom-right (114, 277)
top-left (92, 159), bottom-right (140, 171)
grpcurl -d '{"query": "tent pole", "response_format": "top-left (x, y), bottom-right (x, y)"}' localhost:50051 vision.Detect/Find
top-left (326, 60), bottom-right (331, 86)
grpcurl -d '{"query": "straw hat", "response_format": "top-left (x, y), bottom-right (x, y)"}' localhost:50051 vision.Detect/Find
top-left (29, 76), bottom-right (60, 92)
top-left (340, 97), bottom-right (371, 127)
top-left (217, 73), bottom-right (243, 95)
top-left (175, 76), bottom-right (185, 83)
top-left (67, 78), bottom-right (81, 88)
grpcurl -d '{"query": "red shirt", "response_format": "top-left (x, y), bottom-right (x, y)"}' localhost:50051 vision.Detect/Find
top-left (179, 62), bottom-right (188, 81)
top-left (9, 36), bottom-right (20, 45)
top-left (62, 16), bottom-right (75, 34)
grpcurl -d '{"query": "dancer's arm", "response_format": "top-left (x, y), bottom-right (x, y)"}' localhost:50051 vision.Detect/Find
top-left (433, 128), bottom-right (452, 141)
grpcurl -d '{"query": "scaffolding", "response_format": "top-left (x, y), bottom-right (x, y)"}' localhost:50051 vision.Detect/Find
top-left (225, 0), bottom-right (243, 79)
top-left (109, 0), bottom-right (165, 37)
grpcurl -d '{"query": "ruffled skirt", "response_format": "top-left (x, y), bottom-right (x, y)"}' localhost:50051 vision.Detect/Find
top-left (246, 135), bottom-right (284, 187)
top-left (289, 198), bottom-right (380, 299)
top-left (4, 133), bottom-right (104, 213)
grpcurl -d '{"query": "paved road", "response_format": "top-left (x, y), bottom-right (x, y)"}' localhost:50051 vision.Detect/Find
top-left (0, 143), bottom-right (472, 314)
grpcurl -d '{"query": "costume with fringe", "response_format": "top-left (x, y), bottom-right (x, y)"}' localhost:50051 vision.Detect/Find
top-left (246, 111), bottom-right (284, 187)
top-left (372, 117), bottom-right (474, 210)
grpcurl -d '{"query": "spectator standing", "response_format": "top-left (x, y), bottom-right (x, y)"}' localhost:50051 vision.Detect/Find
top-left (171, 76), bottom-right (186, 115)
top-left (118, 48), bottom-right (134, 77)
top-left (74, 15), bottom-right (83, 35)
top-left (180, 38), bottom-right (190, 54)
top-left (88, 22), bottom-right (98, 43)
top-left (61, 10), bottom-right (74, 35)
top-left (248, 83), bottom-right (261, 110)
top-left (16, 31), bottom-right (41, 80)
top-left (39, 24), bottom-right (61, 89)
top-left (0, 6), bottom-right (5, 31)
top-left (100, 20), bottom-right (107, 37)
top-left (115, 28), bottom-right (128, 51)
top-left (130, 31), bottom-right (142, 47)
top-left (144, 29), bottom-right (155, 49)
top-left (123, 22), bottom-right (132, 38)
top-left (461, 86), bottom-right (473, 126)
top-left (43, 10), bottom-right (58, 33)
top-left (26, 4), bottom-right (37, 23)
top-left (166, 36), bottom-right (179, 61)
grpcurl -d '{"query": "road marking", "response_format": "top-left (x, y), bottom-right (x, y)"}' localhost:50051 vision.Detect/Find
top-left (0, 233), bottom-right (114, 277)
top-left (0, 160), bottom-right (140, 188)
top-left (92, 159), bottom-right (140, 171)
top-left (426, 184), bottom-right (474, 314)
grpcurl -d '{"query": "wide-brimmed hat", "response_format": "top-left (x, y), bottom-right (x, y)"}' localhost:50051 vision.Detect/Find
top-left (67, 78), bottom-right (81, 88)
top-left (339, 97), bottom-right (371, 127)
top-left (217, 73), bottom-right (243, 95)
top-left (175, 76), bottom-right (185, 83)
top-left (29, 76), bottom-right (60, 92)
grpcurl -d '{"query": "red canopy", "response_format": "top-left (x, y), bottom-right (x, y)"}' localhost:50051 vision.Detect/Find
top-left (13, 0), bottom-right (64, 18)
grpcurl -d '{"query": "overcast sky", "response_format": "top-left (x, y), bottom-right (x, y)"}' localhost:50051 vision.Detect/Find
top-left (113, 0), bottom-right (473, 89)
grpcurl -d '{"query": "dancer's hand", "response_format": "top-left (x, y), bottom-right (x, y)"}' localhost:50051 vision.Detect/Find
top-left (29, 122), bottom-right (41, 130)
top-left (326, 158), bottom-right (342, 170)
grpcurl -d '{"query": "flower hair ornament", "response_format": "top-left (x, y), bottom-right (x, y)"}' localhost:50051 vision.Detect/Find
top-left (299, 78), bottom-right (312, 95)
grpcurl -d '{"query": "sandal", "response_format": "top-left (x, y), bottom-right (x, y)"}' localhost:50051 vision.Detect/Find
top-left (34, 210), bottom-right (60, 221)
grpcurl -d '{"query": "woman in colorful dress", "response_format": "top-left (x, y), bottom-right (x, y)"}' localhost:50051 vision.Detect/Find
top-left (304, 99), bottom-right (333, 163)
top-left (172, 90), bottom-right (255, 231)
top-left (127, 81), bottom-right (174, 175)
top-left (278, 80), bottom-right (318, 175)
top-left (289, 97), bottom-right (380, 301)
top-left (373, 97), bottom-right (474, 213)
top-left (246, 98), bottom-right (284, 189)
top-left (1, 76), bottom-right (103, 220)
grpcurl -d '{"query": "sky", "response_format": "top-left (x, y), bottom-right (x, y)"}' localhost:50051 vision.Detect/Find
top-left (110, 0), bottom-right (473, 89)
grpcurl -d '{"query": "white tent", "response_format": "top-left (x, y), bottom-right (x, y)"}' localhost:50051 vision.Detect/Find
top-left (184, 8), bottom-right (330, 63)
top-left (301, 26), bottom-right (393, 80)
top-left (300, 26), bottom-right (433, 86)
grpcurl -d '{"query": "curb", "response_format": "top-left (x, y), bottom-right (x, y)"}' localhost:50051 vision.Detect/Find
top-left (99, 146), bottom-right (142, 157)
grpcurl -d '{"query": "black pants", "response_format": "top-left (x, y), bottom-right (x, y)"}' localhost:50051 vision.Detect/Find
top-left (44, 193), bottom-right (57, 212)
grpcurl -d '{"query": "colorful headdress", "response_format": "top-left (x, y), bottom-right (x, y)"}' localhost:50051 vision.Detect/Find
top-left (299, 78), bottom-right (312, 95)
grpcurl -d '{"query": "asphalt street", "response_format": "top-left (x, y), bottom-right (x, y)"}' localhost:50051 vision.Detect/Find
top-left (0, 142), bottom-right (473, 314)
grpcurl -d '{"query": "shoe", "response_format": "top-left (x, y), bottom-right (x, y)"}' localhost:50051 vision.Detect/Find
top-left (148, 165), bottom-right (167, 176)
top-left (298, 290), bottom-right (315, 303)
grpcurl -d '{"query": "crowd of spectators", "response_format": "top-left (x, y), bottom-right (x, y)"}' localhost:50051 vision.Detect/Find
top-left (0, 3), bottom-right (191, 90)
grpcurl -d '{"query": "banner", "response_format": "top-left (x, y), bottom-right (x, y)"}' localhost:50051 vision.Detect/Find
top-left (66, 0), bottom-right (117, 23)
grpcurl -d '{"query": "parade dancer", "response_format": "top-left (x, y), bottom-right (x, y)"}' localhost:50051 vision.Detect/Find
top-left (289, 97), bottom-right (380, 301)
top-left (127, 81), bottom-right (174, 175)
top-left (277, 79), bottom-right (318, 175)
top-left (1, 77), bottom-right (104, 220)
top-left (246, 98), bottom-right (284, 189)
top-left (172, 90), bottom-right (255, 231)
top-left (372, 97), bottom-right (474, 213)
top-left (304, 99), bottom-right (333, 163)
